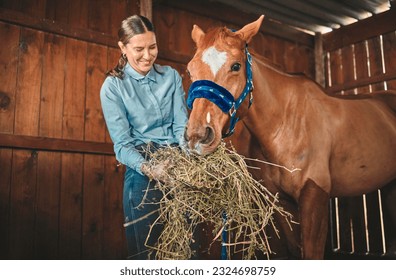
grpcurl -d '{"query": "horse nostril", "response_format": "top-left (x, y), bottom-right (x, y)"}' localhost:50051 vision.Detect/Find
top-left (201, 126), bottom-right (215, 145)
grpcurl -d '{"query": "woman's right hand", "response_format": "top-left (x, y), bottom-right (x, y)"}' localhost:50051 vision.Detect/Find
top-left (141, 160), bottom-right (171, 182)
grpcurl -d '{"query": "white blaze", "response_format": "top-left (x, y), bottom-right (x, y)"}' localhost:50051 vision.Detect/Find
top-left (202, 46), bottom-right (227, 76)
top-left (206, 112), bottom-right (211, 124)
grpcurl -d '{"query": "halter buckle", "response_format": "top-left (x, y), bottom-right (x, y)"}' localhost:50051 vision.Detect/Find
top-left (228, 103), bottom-right (236, 117)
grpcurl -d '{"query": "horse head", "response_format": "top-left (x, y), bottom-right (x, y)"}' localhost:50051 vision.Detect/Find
top-left (184, 16), bottom-right (264, 155)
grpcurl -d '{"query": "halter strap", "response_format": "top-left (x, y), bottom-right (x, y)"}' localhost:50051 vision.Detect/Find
top-left (187, 46), bottom-right (254, 138)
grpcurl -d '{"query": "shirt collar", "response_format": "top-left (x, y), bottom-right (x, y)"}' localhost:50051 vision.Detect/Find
top-left (125, 63), bottom-right (157, 82)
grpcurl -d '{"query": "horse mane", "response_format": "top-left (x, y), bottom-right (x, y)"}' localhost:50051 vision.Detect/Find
top-left (201, 26), bottom-right (245, 49)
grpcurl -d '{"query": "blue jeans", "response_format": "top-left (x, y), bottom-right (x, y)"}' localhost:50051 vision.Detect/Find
top-left (123, 166), bottom-right (163, 259)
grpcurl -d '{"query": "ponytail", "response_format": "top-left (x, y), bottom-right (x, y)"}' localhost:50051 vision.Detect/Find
top-left (106, 53), bottom-right (127, 79)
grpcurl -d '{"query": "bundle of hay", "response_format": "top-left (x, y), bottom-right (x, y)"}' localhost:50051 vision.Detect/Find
top-left (142, 142), bottom-right (295, 260)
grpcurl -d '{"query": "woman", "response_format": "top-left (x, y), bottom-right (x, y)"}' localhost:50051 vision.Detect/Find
top-left (100, 15), bottom-right (188, 259)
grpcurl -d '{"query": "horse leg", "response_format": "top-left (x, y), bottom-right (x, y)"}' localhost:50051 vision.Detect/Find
top-left (299, 179), bottom-right (330, 259)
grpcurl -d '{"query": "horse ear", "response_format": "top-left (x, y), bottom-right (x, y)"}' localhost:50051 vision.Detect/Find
top-left (234, 15), bottom-right (264, 43)
top-left (192, 24), bottom-right (205, 46)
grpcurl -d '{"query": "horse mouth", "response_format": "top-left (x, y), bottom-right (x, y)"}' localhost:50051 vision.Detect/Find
top-left (183, 125), bottom-right (220, 155)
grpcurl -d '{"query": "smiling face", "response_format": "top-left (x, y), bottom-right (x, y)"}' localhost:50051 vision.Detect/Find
top-left (118, 31), bottom-right (158, 75)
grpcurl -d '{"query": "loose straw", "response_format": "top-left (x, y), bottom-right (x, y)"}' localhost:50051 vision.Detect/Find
top-left (139, 142), bottom-right (296, 260)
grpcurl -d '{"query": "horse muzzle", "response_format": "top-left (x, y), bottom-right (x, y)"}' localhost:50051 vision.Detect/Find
top-left (183, 125), bottom-right (218, 155)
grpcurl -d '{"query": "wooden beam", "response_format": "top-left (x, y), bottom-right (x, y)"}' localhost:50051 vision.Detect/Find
top-left (323, 8), bottom-right (396, 52)
top-left (156, 0), bottom-right (314, 47)
top-left (0, 7), bottom-right (189, 66)
top-left (315, 32), bottom-right (325, 87)
top-left (0, 133), bottom-right (114, 155)
top-left (0, 7), bottom-right (116, 47)
top-left (325, 69), bottom-right (396, 94)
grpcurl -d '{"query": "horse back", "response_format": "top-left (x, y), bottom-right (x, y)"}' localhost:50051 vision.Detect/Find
top-left (328, 90), bottom-right (396, 113)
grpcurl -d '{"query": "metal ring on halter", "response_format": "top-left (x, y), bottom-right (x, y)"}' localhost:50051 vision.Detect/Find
top-left (228, 104), bottom-right (236, 117)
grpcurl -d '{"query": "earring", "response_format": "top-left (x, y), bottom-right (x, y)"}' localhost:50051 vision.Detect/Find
top-left (122, 53), bottom-right (127, 60)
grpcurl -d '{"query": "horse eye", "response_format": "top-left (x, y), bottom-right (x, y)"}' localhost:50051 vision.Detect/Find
top-left (186, 69), bottom-right (191, 77)
top-left (231, 63), bottom-right (241, 72)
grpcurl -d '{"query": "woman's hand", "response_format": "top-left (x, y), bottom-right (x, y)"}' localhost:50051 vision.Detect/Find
top-left (141, 160), bottom-right (171, 182)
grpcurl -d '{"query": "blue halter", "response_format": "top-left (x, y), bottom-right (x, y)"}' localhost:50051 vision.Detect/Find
top-left (187, 46), bottom-right (254, 138)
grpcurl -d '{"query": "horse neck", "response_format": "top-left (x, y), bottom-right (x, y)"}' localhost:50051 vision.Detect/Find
top-left (243, 59), bottom-right (305, 147)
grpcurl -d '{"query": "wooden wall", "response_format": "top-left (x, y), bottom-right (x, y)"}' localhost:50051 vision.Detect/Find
top-left (1, 0), bottom-right (394, 261)
top-left (0, 0), bottom-right (132, 259)
top-left (322, 8), bottom-right (396, 258)
top-left (0, 0), bottom-right (315, 259)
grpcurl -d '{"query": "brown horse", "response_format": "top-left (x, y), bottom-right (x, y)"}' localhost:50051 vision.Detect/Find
top-left (183, 15), bottom-right (396, 259)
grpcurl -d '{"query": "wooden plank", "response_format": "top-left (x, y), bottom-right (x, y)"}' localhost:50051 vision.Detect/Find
top-left (315, 33), bottom-right (325, 87)
top-left (59, 153), bottom-right (83, 259)
top-left (0, 23), bottom-right (16, 259)
top-left (34, 151), bottom-right (61, 259)
top-left (354, 41), bottom-right (370, 94)
top-left (349, 197), bottom-right (367, 255)
top-left (62, 38), bottom-right (87, 141)
top-left (88, 0), bottom-right (110, 34)
top-left (0, 133), bottom-right (114, 155)
top-left (340, 45), bottom-right (356, 95)
top-left (0, 7), bottom-right (116, 47)
top-left (328, 49), bottom-right (344, 90)
top-left (59, 35), bottom-right (87, 259)
top-left (0, 22), bottom-right (19, 134)
top-left (381, 185), bottom-right (396, 256)
top-left (1, 0), bottom-right (22, 10)
top-left (39, 33), bottom-right (66, 138)
top-left (284, 42), bottom-right (315, 79)
top-left (157, 0), bottom-right (314, 46)
top-left (33, 32), bottom-right (66, 259)
top-left (328, 198), bottom-right (338, 252)
top-left (82, 40), bottom-right (108, 259)
top-left (0, 148), bottom-right (12, 258)
top-left (14, 27), bottom-right (44, 136)
top-left (382, 31), bottom-right (396, 73)
top-left (82, 154), bottom-right (105, 259)
top-left (67, 0), bottom-right (88, 29)
top-left (324, 51), bottom-right (331, 88)
top-left (365, 191), bottom-right (384, 255)
top-left (0, 9), bottom-right (191, 66)
top-left (103, 156), bottom-right (126, 259)
top-left (19, 0), bottom-right (46, 19)
top-left (8, 150), bottom-right (38, 259)
top-left (323, 8), bottom-right (396, 52)
top-left (367, 36), bottom-right (385, 92)
top-left (170, 9), bottom-right (199, 56)
top-left (140, 0), bottom-right (152, 21)
top-left (261, 35), bottom-right (285, 67)
top-left (109, 0), bottom-right (139, 39)
top-left (85, 43), bottom-right (107, 142)
top-left (101, 43), bottom-right (126, 259)
top-left (45, 0), bottom-right (69, 23)
top-left (383, 31), bottom-right (396, 91)
top-left (336, 197), bottom-right (353, 253)
top-left (153, 5), bottom-right (180, 59)
top-left (326, 69), bottom-right (396, 94)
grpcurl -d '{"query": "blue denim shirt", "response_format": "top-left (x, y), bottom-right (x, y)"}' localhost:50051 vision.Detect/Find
top-left (100, 63), bottom-right (188, 174)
